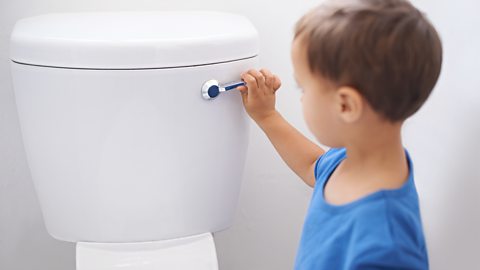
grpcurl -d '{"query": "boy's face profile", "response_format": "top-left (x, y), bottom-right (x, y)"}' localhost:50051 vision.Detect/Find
top-left (291, 37), bottom-right (342, 147)
top-left (291, 36), bottom-right (403, 149)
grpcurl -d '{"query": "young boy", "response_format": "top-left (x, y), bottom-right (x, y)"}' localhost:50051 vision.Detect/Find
top-left (236, 0), bottom-right (442, 269)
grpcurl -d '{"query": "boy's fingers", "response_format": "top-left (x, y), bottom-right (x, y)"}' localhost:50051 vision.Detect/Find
top-left (247, 69), bottom-right (266, 91)
top-left (272, 75), bottom-right (282, 92)
top-left (241, 73), bottom-right (259, 96)
top-left (260, 69), bottom-right (275, 90)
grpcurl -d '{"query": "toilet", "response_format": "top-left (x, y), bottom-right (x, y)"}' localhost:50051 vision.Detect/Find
top-left (9, 11), bottom-right (259, 269)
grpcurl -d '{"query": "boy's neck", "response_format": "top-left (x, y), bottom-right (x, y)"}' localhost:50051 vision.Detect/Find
top-left (324, 121), bottom-right (409, 205)
top-left (342, 121), bottom-right (407, 176)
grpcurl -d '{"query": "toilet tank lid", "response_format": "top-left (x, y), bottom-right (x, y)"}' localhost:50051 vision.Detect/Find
top-left (9, 11), bottom-right (259, 69)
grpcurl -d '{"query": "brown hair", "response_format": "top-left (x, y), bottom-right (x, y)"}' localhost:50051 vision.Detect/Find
top-left (294, 0), bottom-right (442, 122)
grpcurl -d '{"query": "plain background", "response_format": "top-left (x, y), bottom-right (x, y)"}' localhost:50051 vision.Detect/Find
top-left (1, 0), bottom-right (479, 269)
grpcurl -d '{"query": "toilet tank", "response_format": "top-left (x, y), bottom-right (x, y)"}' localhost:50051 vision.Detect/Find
top-left (9, 11), bottom-right (258, 243)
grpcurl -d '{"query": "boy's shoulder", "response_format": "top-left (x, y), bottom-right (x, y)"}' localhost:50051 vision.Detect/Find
top-left (313, 147), bottom-right (346, 180)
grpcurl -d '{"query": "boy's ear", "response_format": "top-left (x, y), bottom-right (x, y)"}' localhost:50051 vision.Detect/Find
top-left (335, 86), bottom-right (363, 123)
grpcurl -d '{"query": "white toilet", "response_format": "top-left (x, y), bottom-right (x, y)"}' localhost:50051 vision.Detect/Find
top-left (9, 11), bottom-right (259, 269)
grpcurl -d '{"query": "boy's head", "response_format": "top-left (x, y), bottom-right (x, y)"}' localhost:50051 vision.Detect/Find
top-left (291, 0), bottom-right (442, 146)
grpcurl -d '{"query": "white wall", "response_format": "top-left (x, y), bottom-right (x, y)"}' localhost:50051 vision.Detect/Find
top-left (402, 1), bottom-right (480, 268)
top-left (0, 0), bottom-right (478, 269)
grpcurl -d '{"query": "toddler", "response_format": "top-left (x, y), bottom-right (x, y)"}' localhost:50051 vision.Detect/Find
top-left (237, 0), bottom-right (442, 269)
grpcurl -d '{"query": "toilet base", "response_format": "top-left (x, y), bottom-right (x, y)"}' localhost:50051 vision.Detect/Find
top-left (76, 233), bottom-right (218, 270)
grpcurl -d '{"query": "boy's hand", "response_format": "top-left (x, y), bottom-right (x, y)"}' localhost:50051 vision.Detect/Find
top-left (237, 69), bottom-right (281, 123)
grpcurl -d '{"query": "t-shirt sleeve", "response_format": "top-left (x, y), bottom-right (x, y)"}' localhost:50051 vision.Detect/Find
top-left (313, 147), bottom-right (347, 182)
top-left (313, 152), bottom-right (325, 180)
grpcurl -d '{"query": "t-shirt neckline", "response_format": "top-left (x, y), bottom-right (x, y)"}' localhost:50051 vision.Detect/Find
top-left (318, 148), bottom-right (414, 213)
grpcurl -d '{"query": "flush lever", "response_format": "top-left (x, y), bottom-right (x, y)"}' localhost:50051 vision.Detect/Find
top-left (201, 79), bottom-right (245, 100)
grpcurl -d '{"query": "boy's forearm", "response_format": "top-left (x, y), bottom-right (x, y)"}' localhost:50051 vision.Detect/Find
top-left (255, 111), bottom-right (325, 186)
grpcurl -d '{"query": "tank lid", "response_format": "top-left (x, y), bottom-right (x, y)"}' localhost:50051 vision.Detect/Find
top-left (9, 11), bottom-right (259, 69)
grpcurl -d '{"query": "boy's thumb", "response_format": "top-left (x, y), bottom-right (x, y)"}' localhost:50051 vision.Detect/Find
top-left (237, 85), bottom-right (247, 92)
top-left (236, 86), bottom-right (248, 104)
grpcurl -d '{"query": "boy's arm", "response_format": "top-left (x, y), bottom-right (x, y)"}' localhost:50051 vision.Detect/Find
top-left (237, 69), bottom-right (325, 187)
top-left (256, 111), bottom-right (325, 187)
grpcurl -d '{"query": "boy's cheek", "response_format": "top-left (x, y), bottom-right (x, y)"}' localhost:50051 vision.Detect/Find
top-left (302, 96), bottom-right (323, 132)
top-left (302, 99), bottom-right (314, 127)
top-left (302, 106), bottom-right (319, 140)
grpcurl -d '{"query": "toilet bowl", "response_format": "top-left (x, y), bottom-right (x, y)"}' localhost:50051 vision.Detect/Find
top-left (77, 233), bottom-right (218, 270)
top-left (10, 11), bottom-right (258, 269)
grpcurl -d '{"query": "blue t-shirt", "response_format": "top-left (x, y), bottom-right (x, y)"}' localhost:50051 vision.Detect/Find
top-left (294, 148), bottom-right (428, 270)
